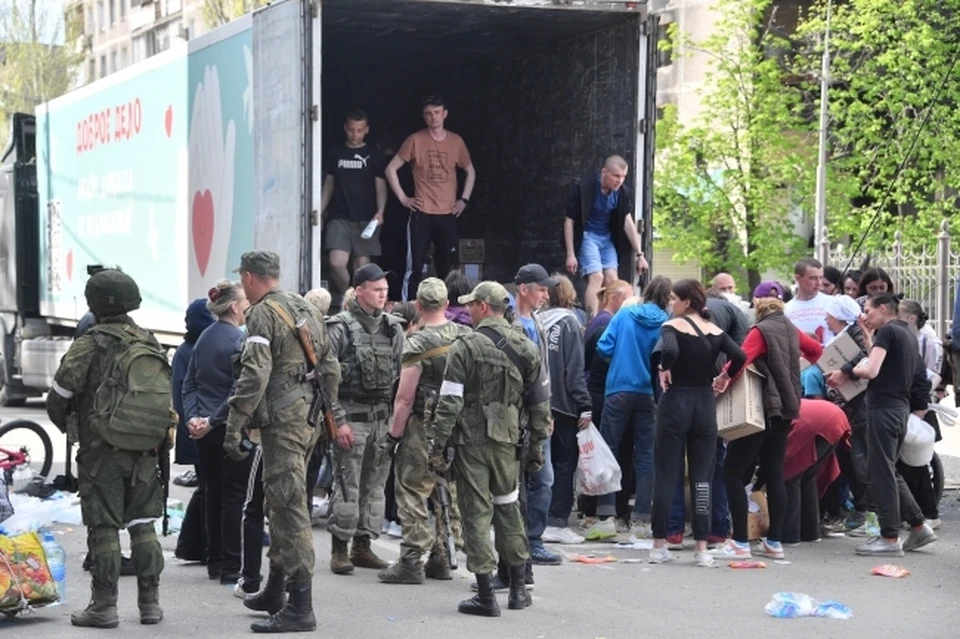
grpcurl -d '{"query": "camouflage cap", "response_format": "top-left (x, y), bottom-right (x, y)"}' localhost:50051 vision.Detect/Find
top-left (417, 277), bottom-right (448, 308)
top-left (233, 250), bottom-right (280, 278)
top-left (458, 281), bottom-right (510, 310)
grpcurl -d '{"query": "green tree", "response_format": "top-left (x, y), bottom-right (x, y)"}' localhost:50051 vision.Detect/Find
top-left (202, 0), bottom-right (269, 29)
top-left (798, 0), bottom-right (960, 256)
top-left (0, 0), bottom-right (83, 152)
top-left (654, 0), bottom-right (841, 285)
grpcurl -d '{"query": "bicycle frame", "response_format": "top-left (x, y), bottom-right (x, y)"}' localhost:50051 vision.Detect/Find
top-left (0, 445), bottom-right (29, 472)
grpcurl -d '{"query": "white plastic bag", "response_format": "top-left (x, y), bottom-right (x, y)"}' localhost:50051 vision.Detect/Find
top-left (900, 414), bottom-right (936, 467)
top-left (575, 423), bottom-right (622, 496)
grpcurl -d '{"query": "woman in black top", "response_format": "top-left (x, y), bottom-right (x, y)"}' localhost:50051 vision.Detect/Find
top-left (650, 280), bottom-right (746, 567)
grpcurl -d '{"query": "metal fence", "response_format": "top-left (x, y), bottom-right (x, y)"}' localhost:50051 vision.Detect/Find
top-left (825, 220), bottom-right (958, 341)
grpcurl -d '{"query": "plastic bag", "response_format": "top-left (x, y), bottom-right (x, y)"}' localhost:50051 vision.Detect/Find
top-left (574, 423), bottom-right (621, 496)
top-left (765, 592), bottom-right (852, 620)
top-left (0, 531), bottom-right (60, 611)
top-left (900, 414), bottom-right (936, 466)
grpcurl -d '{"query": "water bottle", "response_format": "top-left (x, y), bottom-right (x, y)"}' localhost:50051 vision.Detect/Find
top-left (361, 218), bottom-right (379, 239)
top-left (41, 529), bottom-right (67, 605)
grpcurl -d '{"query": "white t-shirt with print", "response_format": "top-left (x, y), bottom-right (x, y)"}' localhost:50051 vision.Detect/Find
top-left (785, 292), bottom-right (834, 343)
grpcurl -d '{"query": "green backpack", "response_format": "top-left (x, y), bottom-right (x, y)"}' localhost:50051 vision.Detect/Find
top-left (89, 324), bottom-right (173, 451)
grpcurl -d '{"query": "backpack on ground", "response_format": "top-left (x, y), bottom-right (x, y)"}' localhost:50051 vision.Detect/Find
top-left (89, 325), bottom-right (173, 451)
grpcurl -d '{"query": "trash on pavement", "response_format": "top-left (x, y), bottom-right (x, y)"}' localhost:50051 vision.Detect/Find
top-left (765, 592), bottom-right (852, 619)
top-left (729, 561), bottom-right (767, 569)
top-left (0, 492), bottom-right (82, 536)
top-left (614, 539), bottom-right (653, 550)
top-left (311, 496), bottom-right (329, 523)
top-left (871, 564), bottom-right (910, 578)
top-left (570, 554), bottom-right (618, 564)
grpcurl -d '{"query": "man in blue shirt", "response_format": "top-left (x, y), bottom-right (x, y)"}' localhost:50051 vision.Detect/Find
top-left (563, 156), bottom-right (648, 319)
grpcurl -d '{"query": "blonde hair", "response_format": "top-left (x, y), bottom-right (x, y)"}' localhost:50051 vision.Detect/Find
top-left (548, 273), bottom-right (578, 309)
top-left (207, 280), bottom-right (244, 318)
top-left (598, 279), bottom-right (631, 308)
top-left (753, 297), bottom-right (785, 321)
top-left (304, 288), bottom-right (332, 315)
top-left (343, 287), bottom-right (356, 307)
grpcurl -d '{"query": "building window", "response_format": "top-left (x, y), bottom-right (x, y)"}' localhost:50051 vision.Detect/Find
top-left (657, 20), bottom-right (673, 68)
top-left (121, 47), bottom-right (128, 68)
top-left (100, 55), bottom-right (107, 78)
top-left (97, 1), bottom-right (104, 31)
top-left (88, 59), bottom-right (95, 84)
top-left (86, 7), bottom-right (94, 34)
top-left (109, 0), bottom-right (115, 24)
top-left (120, 0), bottom-right (126, 19)
top-left (110, 51), bottom-right (117, 72)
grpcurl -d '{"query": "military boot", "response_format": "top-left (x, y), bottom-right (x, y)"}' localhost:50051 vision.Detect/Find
top-left (250, 581), bottom-right (316, 633)
top-left (507, 565), bottom-right (532, 610)
top-left (71, 581), bottom-right (119, 628)
top-left (424, 545), bottom-right (452, 580)
top-left (350, 535), bottom-right (388, 569)
top-left (378, 556), bottom-right (425, 584)
top-left (458, 573), bottom-right (501, 617)
top-left (245, 566), bottom-right (287, 615)
top-left (137, 581), bottom-right (163, 624)
top-left (330, 536), bottom-right (354, 574)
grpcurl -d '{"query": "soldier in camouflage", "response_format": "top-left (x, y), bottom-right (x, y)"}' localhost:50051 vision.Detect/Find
top-left (326, 263), bottom-right (405, 573)
top-left (223, 250), bottom-right (344, 634)
top-left (377, 278), bottom-right (469, 585)
top-left (46, 269), bottom-right (165, 628)
top-left (428, 281), bottom-right (552, 617)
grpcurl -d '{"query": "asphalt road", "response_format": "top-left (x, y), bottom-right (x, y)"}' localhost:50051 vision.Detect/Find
top-left (2, 398), bottom-right (960, 638)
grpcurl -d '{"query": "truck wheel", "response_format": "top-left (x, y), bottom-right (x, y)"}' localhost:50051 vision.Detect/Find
top-left (0, 366), bottom-right (26, 408)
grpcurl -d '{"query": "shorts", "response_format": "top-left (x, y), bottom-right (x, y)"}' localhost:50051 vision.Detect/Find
top-left (324, 218), bottom-right (381, 257)
top-left (579, 231), bottom-right (618, 276)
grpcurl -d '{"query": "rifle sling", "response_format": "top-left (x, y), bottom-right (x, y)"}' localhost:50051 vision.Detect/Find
top-left (476, 326), bottom-right (527, 379)
top-left (402, 345), bottom-right (451, 367)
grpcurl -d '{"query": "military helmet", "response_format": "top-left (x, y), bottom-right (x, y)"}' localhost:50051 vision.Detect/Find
top-left (84, 269), bottom-right (142, 315)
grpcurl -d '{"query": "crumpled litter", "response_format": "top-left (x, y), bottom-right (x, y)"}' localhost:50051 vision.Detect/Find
top-left (765, 592), bottom-right (852, 619)
top-left (729, 561), bottom-right (766, 569)
top-left (311, 496), bottom-right (329, 522)
top-left (570, 554), bottom-right (618, 564)
top-left (614, 539), bottom-right (653, 550)
top-left (871, 564), bottom-right (910, 578)
top-left (0, 492), bottom-right (82, 535)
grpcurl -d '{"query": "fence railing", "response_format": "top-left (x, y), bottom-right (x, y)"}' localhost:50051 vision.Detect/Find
top-left (824, 220), bottom-right (958, 341)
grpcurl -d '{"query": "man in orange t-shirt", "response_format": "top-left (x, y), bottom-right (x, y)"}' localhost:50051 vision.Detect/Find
top-left (385, 95), bottom-right (477, 301)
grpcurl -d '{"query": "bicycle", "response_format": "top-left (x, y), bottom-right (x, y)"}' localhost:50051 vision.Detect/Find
top-left (0, 419), bottom-right (54, 491)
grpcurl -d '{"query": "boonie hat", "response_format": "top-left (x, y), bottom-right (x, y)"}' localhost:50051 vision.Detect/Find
top-left (417, 278), bottom-right (448, 308)
top-left (753, 281), bottom-right (784, 300)
top-left (353, 263), bottom-right (392, 287)
top-left (514, 264), bottom-right (557, 287)
top-left (233, 250), bottom-right (280, 278)
top-left (458, 281), bottom-right (511, 309)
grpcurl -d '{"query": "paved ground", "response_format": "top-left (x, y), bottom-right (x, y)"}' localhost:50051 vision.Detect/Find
top-left (2, 398), bottom-right (960, 638)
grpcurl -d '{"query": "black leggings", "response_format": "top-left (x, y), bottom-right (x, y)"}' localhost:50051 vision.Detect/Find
top-left (403, 211), bottom-right (458, 301)
top-left (723, 417), bottom-right (792, 544)
top-left (651, 387), bottom-right (718, 541)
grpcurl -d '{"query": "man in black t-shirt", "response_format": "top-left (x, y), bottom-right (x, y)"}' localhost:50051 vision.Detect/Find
top-left (851, 293), bottom-right (936, 557)
top-left (321, 110), bottom-right (388, 294)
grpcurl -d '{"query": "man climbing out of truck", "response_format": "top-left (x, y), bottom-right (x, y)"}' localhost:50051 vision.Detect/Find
top-left (563, 155), bottom-right (648, 319)
top-left (321, 109), bottom-right (388, 301)
top-left (385, 95), bottom-right (477, 303)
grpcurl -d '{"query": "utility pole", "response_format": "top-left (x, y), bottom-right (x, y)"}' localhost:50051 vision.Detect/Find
top-left (814, 0), bottom-right (832, 265)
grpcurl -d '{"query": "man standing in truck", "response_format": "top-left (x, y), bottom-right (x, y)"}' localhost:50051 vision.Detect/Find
top-left (563, 155), bottom-right (648, 319)
top-left (385, 95), bottom-right (477, 302)
top-left (321, 110), bottom-right (388, 299)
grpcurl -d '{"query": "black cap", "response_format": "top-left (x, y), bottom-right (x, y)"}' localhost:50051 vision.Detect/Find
top-left (353, 263), bottom-right (392, 287)
top-left (514, 264), bottom-right (557, 287)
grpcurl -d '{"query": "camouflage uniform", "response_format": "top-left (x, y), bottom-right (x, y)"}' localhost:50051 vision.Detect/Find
top-left (430, 283), bottom-right (552, 582)
top-left (394, 319), bottom-right (469, 563)
top-left (326, 299), bottom-right (404, 542)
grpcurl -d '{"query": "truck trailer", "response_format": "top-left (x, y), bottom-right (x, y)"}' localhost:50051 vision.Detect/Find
top-left (0, 0), bottom-right (657, 405)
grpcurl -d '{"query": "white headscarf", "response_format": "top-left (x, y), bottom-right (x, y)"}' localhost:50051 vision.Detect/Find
top-left (825, 295), bottom-right (861, 325)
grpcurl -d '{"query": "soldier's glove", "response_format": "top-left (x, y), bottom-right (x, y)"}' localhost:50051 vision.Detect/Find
top-left (525, 439), bottom-right (545, 474)
top-left (223, 427), bottom-right (249, 462)
top-left (428, 443), bottom-right (451, 475)
top-left (374, 433), bottom-right (402, 467)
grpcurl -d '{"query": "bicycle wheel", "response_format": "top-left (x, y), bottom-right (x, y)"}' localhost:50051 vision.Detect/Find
top-left (0, 419), bottom-right (54, 489)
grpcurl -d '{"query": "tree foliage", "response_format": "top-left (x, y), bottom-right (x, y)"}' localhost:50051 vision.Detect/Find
top-left (0, 0), bottom-right (84, 152)
top-left (798, 0), bottom-right (960, 255)
top-left (654, 0), bottom-right (829, 282)
top-left (202, 0), bottom-right (269, 29)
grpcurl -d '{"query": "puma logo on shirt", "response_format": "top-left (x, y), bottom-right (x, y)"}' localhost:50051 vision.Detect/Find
top-left (338, 154), bottom-right (371, 169)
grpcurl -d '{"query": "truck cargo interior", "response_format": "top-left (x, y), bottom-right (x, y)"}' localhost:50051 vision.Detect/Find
top-left (321, 0), bottom-right (646, 283)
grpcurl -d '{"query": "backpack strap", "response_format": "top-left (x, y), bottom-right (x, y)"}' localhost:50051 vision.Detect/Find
top-left (477, 326), bottom-right (527, 379)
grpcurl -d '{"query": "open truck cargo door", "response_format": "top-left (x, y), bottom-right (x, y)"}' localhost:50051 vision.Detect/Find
top-left (252, 0), bottom-right (315, 294)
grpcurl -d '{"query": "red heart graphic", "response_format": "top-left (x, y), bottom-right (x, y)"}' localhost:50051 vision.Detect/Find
top-left (192, 190), bottom-right (214, 276)
top-left (164, 106), bottom-right (173, 138)
top-left (65, 250), bottom-right (73, 281)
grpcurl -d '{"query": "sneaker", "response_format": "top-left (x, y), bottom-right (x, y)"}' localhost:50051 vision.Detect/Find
top-left (755, 538), bottom-right (785, 560)
top-left (706, 535), bottom-right (727, 549)
top-left (381, 521), bottom-right (390, 535)
top-left (648, 547), bottom-right (674, 564)
top-left (694, 551), bottom-right (715, 568)
top-left (856, 536), bottom-right (904, 557)
top-left (542, 526), bottom-right (585, 545)
top-left (666, 533), bottom-right (685, 551)
top-left (387, 521), bottom-right (403, 539)
top-left (709, 540), bottom-right (752, 560)
top-left (173, 470), bottom-right (198, 487)
top-left (615, 519), bottom-right (631, 534)
top-left (903, 523), bottom-right (937, 552)
top-left (529, 544), bottom-right (563, 565)
top-left (581, 518), bottom-right (618, 541)
top-left (628, 521), bottom-right (652, 542)
top-left (847, 512), bottom-right (880, 538)
top-left (578, 517), bottom-right (597, 531)
top-left (232, 578), bottom-right (259, 599)
top-left (843, 512), bottom-right (866, 531)
top-left (927, 518), bottom-right (942, 531)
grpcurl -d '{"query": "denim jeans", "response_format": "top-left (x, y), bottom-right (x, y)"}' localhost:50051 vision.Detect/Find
top-left (547, 412), bottom-right (579, 528)
top-left (526, 436), bottom-right (554, 547)
top-left (667, 438), bottom-right (730, 537)
top-left (598, 392), bottom-right (656, 520)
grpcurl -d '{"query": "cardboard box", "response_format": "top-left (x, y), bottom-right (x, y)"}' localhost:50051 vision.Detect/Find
top-left (717, 366), bottom-right (766, 440)
top-left (817, 331), bottom-right (868, 401)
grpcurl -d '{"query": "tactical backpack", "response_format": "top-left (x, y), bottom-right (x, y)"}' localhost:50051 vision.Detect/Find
top-left (89, 324), bottom-right (173, 451)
